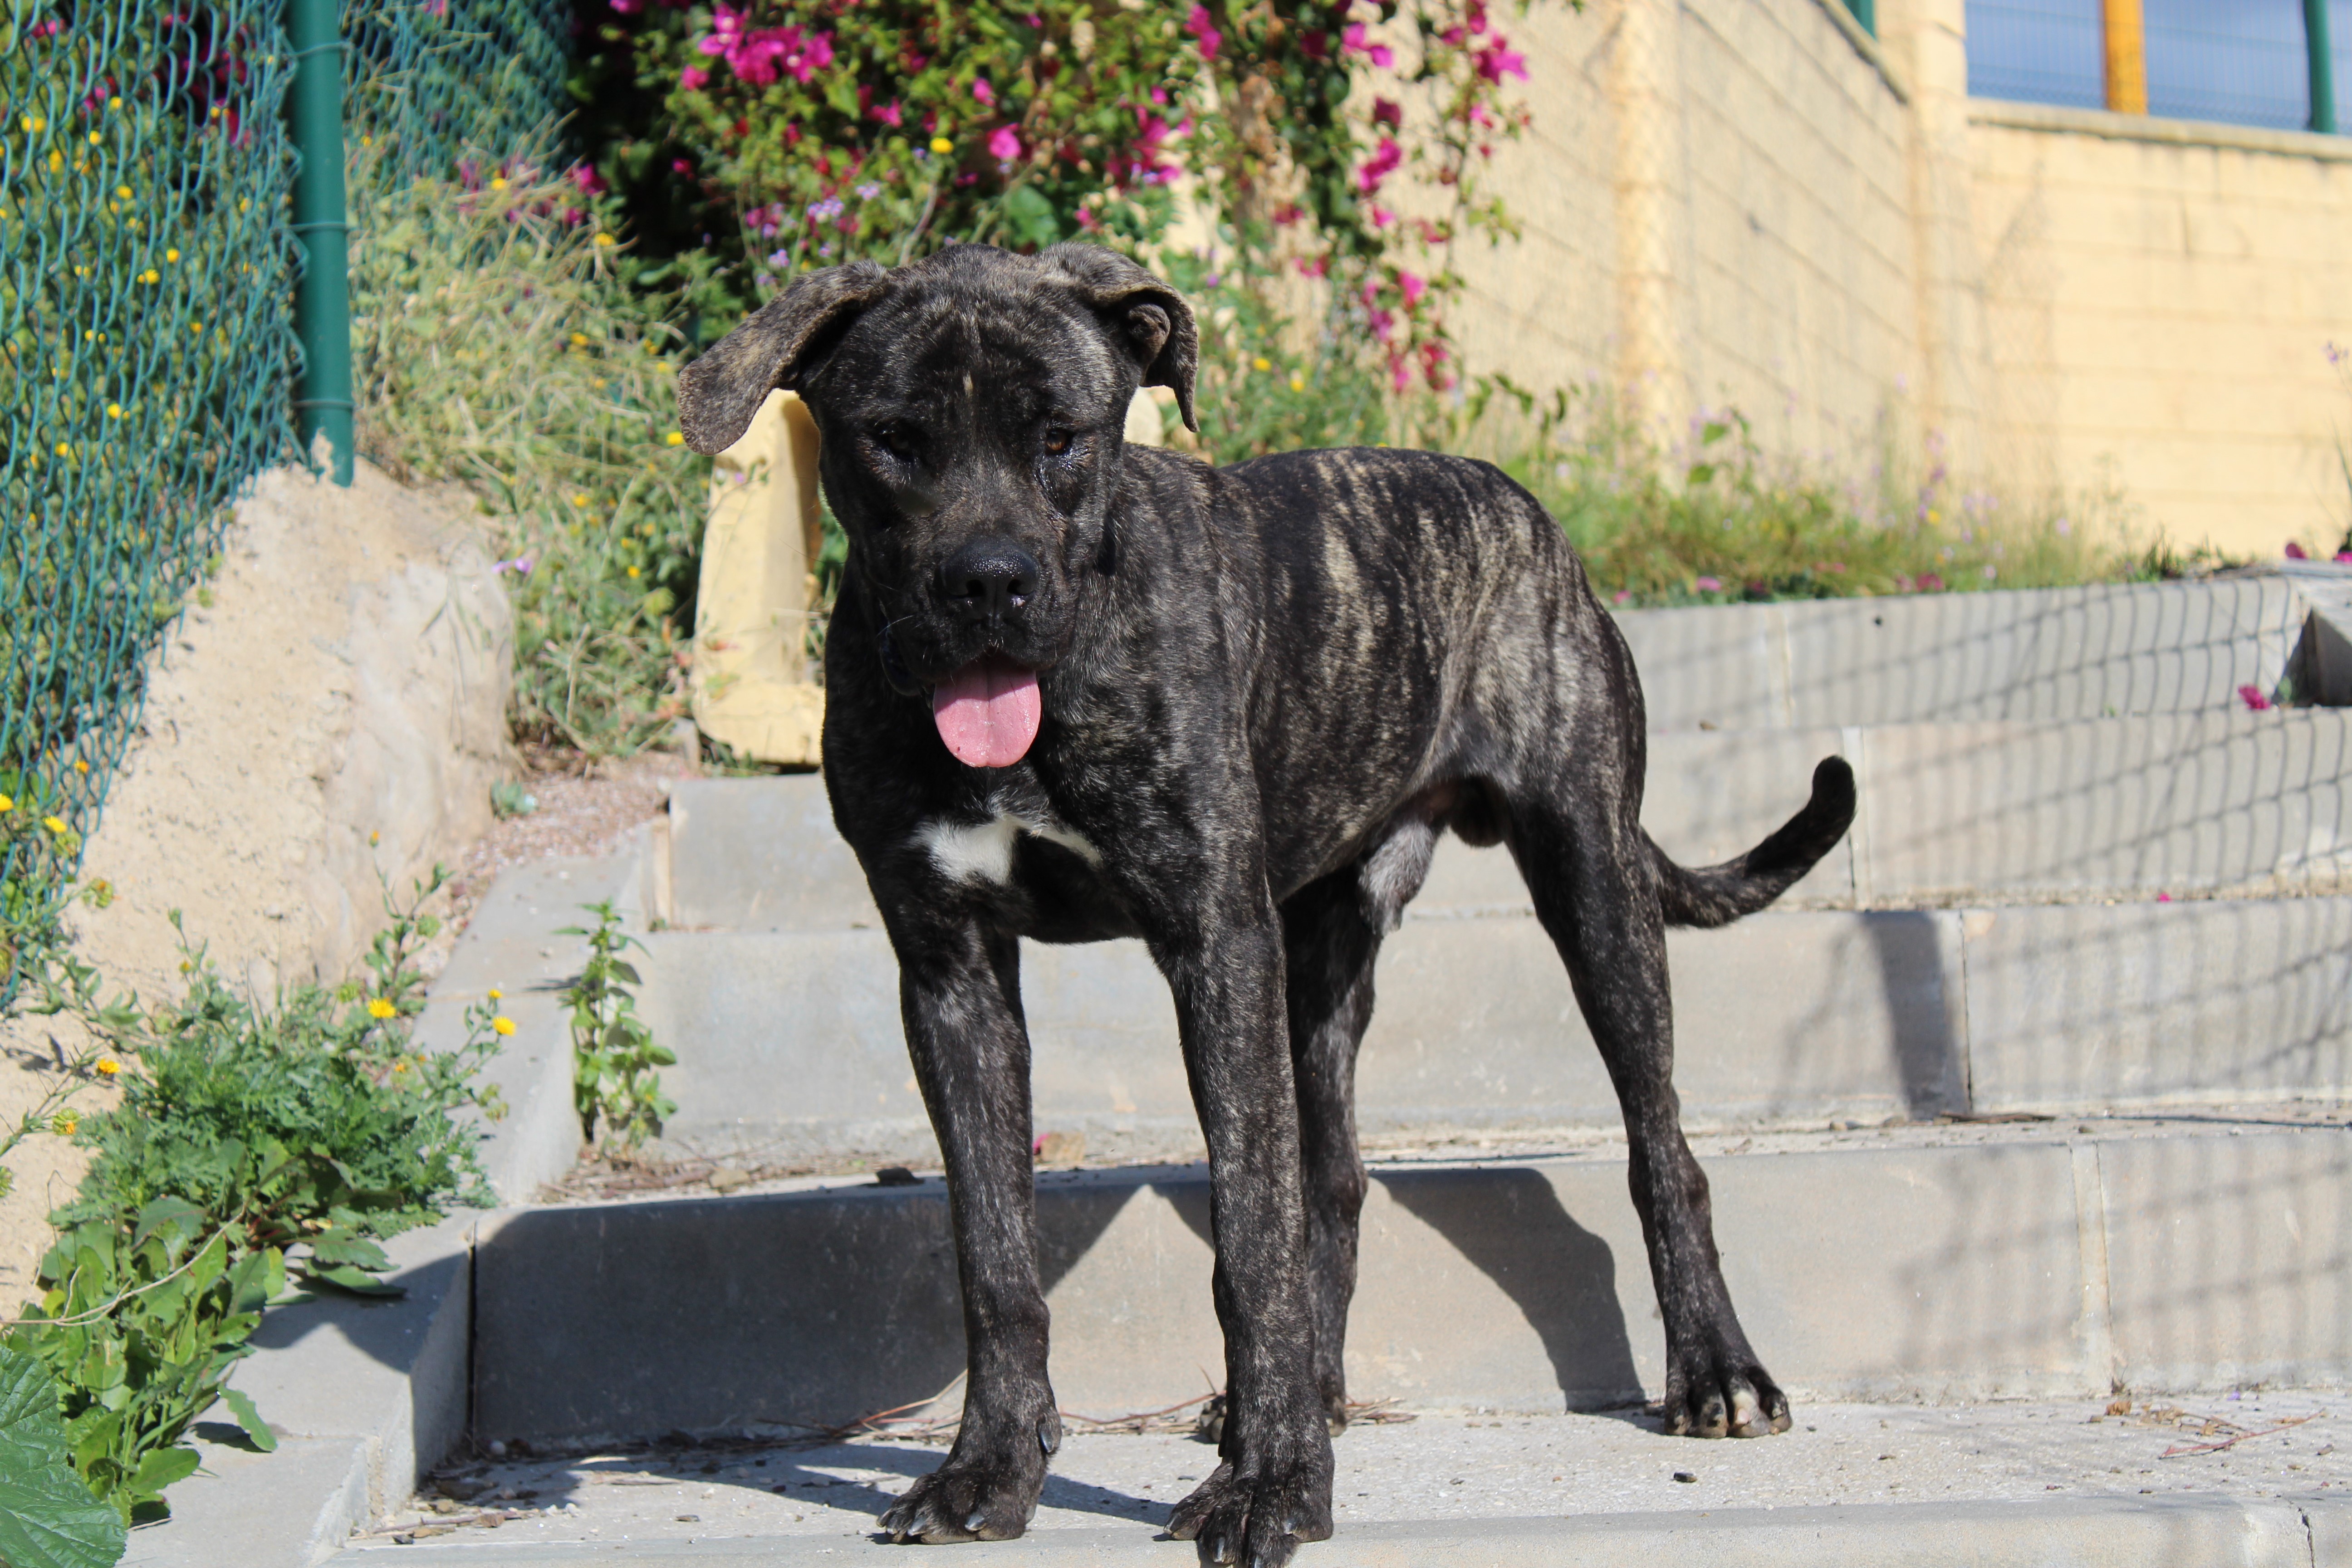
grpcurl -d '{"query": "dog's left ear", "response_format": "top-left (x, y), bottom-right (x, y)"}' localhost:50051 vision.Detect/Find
top-left (677, 261), bottom-right (891, 454)
top-left (1043, 245), bottom-right (1199, 434)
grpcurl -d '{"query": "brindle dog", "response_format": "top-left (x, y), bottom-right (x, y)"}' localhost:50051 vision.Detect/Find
top-left (678, 243), bottom-right (1854, 1568)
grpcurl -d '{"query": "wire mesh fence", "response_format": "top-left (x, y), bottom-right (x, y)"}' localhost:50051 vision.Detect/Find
top-left (1969, 0), bottom-right (2352, 133)
top-left (0, 0), bottom-right (570, 993)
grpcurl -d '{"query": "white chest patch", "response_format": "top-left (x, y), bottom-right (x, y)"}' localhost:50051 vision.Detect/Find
top-left (917, 812), bottom-right (1103, 886)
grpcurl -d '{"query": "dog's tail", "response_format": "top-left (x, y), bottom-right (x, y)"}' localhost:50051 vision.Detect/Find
top-left (1649, 756), bottom-right (1856, 929)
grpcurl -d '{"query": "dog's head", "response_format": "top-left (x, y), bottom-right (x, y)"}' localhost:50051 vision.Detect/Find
top-left (678, 243), bottom-right (1196, 768)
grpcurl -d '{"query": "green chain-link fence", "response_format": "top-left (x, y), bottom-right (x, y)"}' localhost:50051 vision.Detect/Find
top-left (0, 0), bottom-right (570, 993)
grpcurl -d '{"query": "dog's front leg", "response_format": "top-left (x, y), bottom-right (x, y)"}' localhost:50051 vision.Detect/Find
top-left (1156, 892), bottom-right (1335, 1568)
top-left (875, 917), bottom-right (1058, 1544)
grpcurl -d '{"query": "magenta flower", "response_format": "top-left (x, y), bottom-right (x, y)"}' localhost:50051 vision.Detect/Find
top-left (1371, 96), bottom-right (1402, 129)
top-left (1397, 270), bottom-right (1426, 306)
top-left (2239, 684), bottom-right (2274, 711)
top-left (972, 76), bottom-right (995, 105)
top-left (568, 162), bottom-right (608, 196)
top-left (1474, 36), bottom-right (1528, 83)
top-left (988, 124), bottom-right (1021, 161)
top-left (1356, 135), bottom-right (1402, 193)
top-left (1695, 576), bottom-right (1723, 592)
top-left (2286, 540), bottom-right (2309, 559)
top-left (1186, 5), bottom-right (1221, 59)
top-left (680, 64), bottom-right (708, 89)
top-left (1342, 23), bottom-right (1393, 68)
top-left (871, 99), bottom-right (902, 127)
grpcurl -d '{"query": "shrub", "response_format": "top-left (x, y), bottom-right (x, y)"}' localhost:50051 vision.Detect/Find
top-left (5, 871), bottom-right (507, 1520)
top-left (348, 152), bottom-right (711, 757)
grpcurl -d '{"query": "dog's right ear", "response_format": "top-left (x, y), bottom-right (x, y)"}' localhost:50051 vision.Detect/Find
top-left (676, 262), bottom-right (890, 454)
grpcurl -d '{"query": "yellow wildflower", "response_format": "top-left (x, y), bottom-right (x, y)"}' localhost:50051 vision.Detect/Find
top-left (165, 248), bottom-right (179, 263)
top-left (665, 431), bottom-right (685, 446)
top-left (393, 1061), bottom-right (409, 1074)
top-left (73, 758), bottom-right (88, 773)
top-left (43, 815), bottom-right (69, 834)
top-left (368, 997), bottom-right (397, 1019)
top-left (106, 404), bottom-right (122, 419)
top-left (1289, 373), bottom-right (1307, 393)
top-left (570, 332), bottom-right (588, 347)
top-left (0, 794), bottom-right (14, 812)
top-left (1252, 357), bottom-right (1271, 372)
top-left (929, 136), bottom-right (954, 155)
top-left (626, 565), bottom-right (641, 578)
top-left (572, 493), bottom-right (589, 507)
top-left (594, 232), bottom-right (616, 247)
top-left (53, 1112), bottom-right (78, 1136)
top-left (491, 176), bottom-right (508, 190)
top-left (488, 988), bottom-right (504, 1001)
top-left (492, 1016), bottom-right (517, 1037)
top-left (96, 1058), bottom-right (121, 1077)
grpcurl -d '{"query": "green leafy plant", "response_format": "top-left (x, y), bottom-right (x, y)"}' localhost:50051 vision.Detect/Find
top-left (5, 869), bottom-right (508, 1520)
top-left (561, 900), bottom-right (675, 1150)
top-left (348, 151), bottom-right (711, 758)
top-left (0, 1341), bottom-right (126, 1568)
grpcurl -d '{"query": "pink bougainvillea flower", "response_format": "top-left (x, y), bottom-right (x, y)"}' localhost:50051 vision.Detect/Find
top-left (2156, 892), bottom-right (2173, 902)
top-left (1397, 270), bottom-right (1426, 306)
top-left (1342, 23), bottom-right (1393, 68)
top-left (2239, 684), bottom-right (2274, 711)
top-left (673, 156), bottom-right (694, 174)
top-left (871, 98), bottom-right (903, 127)
top-left (1356, 135), bottom-right (1401, 193)
top-left (680, 64), bottom-right (708, 89)
top-left (1371, 96), bottom-right (1402, 129)
top-left (1695, 575), bottom-right (1722, 592)
top-left (2286, 539), bottom-right (2309, 559)
top-left (1300, 29), bottom-right (1328, 59)
top-left (1916, 572), bottom-right (1945, 592)
top-left (568, 161), bottom-right (608, 196)
top-left (988, 124), bottom-right (1021, 162)
top-left (971, 76), bottom-right (995, 105)
top-left (1474, 37), bottom-right (1528, 83)
top-left (1369, 205), bottom-right (1396, 228)
top-left (1613, 589), bottom-right (1632, 606)
top-left (1186, 5), bottom-right (1221, 59)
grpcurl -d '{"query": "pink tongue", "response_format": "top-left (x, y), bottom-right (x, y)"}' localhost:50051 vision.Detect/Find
top-left (932, 655), bottom-right (1042, 769)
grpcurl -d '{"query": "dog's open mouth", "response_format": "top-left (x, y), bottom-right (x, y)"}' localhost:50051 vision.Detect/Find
top-left (932, 653), bottom-right (1041, 769)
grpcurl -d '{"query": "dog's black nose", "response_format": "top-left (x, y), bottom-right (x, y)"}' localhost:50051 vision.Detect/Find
top-left (939, 539), bottom-right (1040, 622)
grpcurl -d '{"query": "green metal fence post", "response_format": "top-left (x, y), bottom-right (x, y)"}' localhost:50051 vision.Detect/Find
top-left (1845, 0), bottom-right (1875, 38)
top-left (2310, 0), bottom-right (2339, 134)
top-left (288, 0), bottom-right (353, 485)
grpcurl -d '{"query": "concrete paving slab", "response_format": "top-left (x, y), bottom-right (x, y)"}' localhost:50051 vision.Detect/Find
top-left (470, 1126), bottom-right (2347, 1441)
top-left (1964, 899), bottom-right (2352, 1112)
top-left (124, 1434), bottom-right (370, 1568)
top-left (337, 1400), bottom-right (2352, 1564)
top-left (642, 910), bottom-right (1966, 1164)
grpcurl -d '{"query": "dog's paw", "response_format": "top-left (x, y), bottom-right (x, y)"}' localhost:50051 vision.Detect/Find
top-left (1659, 1350), bottom-right (1791, 1440)
top-left (1166, 1458), bottom-right (1333, 1568)
top-left (877, 1444), bottom-right (1047, 1544)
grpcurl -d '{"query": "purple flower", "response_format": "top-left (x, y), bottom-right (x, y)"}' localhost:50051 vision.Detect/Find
top-left (493, 553), bottom-right (535, 576)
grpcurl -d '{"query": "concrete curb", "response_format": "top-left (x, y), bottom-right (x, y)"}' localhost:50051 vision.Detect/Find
top-left (338, 1492), bottom-right (2352, 1566)
top-left (123, 846), bottom-right (647, 1566)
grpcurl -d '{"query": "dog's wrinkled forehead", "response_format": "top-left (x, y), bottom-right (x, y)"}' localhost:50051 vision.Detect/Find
top-left (676, 243), bottom-right (1196, 456)
top-left (827, 277), bottom-right (1126, 424)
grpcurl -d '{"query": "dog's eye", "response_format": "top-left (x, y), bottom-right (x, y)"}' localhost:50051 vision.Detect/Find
top-left (869, 423), bottom-right (915, 460)
top-left (1042, 429), bottom-right (1073, 456)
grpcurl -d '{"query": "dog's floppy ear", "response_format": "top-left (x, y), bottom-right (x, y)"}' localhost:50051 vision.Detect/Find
top-left (676, 261), bottom-right (891, 454)
top-left (1042, 244), bottom-right (1198, 434)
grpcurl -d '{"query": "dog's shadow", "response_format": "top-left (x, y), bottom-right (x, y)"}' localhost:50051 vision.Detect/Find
top-left (1165, 1165), bottom-right (1643, 1411)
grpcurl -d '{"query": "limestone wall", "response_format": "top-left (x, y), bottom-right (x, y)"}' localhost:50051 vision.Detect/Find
top-left (1443, 0), bottom-right (2352, 560)
top-left (1970, 104), bottom-right (2352, 558)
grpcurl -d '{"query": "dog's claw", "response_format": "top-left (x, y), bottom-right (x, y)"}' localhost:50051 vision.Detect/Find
top-left (1168, 1458), bottom-right (1332, 1568)
top-left (1662, 1355), bottom-right (1792, 1442)
top-left (876, 1451), bottom-right (1043, 1544)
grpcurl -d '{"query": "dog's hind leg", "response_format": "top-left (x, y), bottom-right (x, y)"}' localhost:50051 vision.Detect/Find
top-left (875, 916), bottom-right (1060, 1543)
top-left (1506, 782), bottom-right (1792, 1441)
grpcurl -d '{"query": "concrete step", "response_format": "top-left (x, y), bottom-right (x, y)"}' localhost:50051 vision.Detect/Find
top-left (666, 706), bottom-right (2352, 932)
top-left (469, 1119), bottom-right (2351, 1441)
top-left (1616, 573), bottom-right (2318, 732)
top-left (640, 889), bottom-right (2352, 1164)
